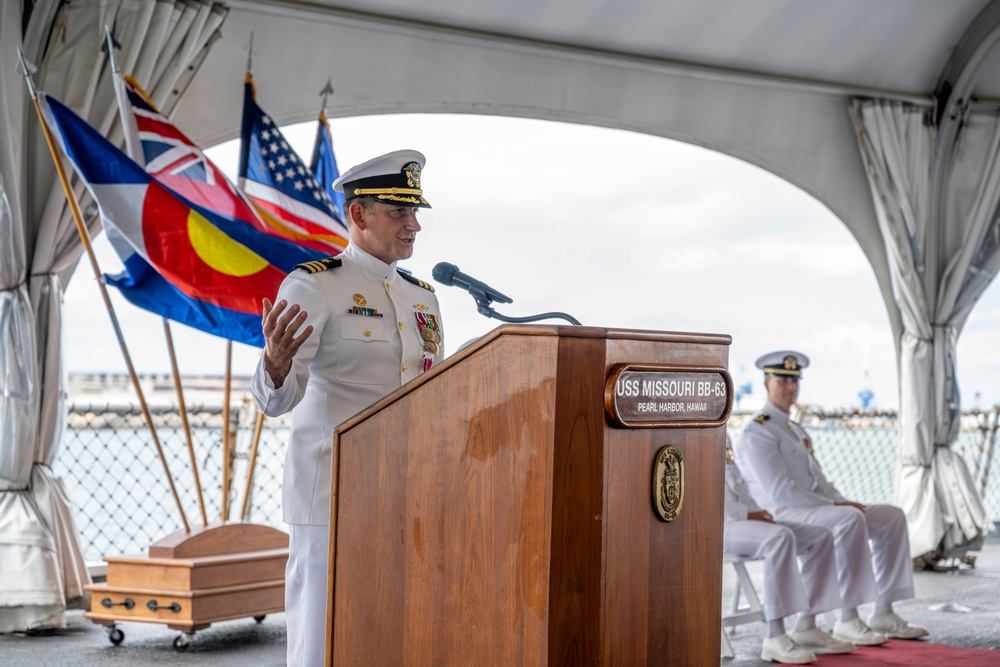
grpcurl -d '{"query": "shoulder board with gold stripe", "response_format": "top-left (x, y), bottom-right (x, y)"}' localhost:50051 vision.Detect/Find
top-left (753, 412), bottom-right (770, 424)
top-left (295, 257), bottom-right (342, 274)
top-left (396, 269), bottom-right (435, 292)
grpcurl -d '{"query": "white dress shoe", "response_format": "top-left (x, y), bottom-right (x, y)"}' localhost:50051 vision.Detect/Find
top-left (832, 617), bottom-right (890, 646)
top-left (788, 627), bottom-right (856, 654)
top-left (867, 612), bottom-right (930, 639)
top-left (760, 634), bottom-right (817, 664)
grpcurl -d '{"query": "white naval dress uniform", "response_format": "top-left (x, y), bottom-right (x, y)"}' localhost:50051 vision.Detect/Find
top-left (734, 401), bottom-right (914, 611)
top-left (724, 456), bottom-right (842, 621)
top-left (251, 243), bottom-right (444, 667)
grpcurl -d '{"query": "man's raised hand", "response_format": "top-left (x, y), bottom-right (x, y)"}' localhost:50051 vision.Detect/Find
top-left (261, 298), bottom-right (313, 389)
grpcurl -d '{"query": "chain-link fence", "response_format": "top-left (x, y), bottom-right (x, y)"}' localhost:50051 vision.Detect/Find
top-left (56, 403), bottom-right (1000, 564)
top-left (726, 407), bottom-right (1000, 518)
top-left (56, 400), bottom-right (289, 563)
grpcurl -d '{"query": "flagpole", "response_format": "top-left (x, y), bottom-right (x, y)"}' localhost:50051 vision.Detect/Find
top-left (319, 78), bottom-right (334, 114)
top-left (164, 320), bottom-right (209, 526)
top-left (239, 408), bottom-right (266, 521)
top-left (21, 49), bottom-right (190, 533)
top-left (245, 32), bottom-right (255, 74)
top-left (221, 340), bottom-right (234, 521)
top-left (104, 25), bottom-right (207, 529)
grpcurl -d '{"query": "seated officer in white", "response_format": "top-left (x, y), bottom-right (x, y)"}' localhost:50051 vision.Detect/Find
top-left (725, 448), bottom-right (853, 663)
top-left (734, 351), bottom-right (928, 647)
top-left (252, 150), bottom-right (444, 667)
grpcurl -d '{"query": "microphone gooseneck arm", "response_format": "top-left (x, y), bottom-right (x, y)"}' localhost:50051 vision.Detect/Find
top-left (432, 261), bottom-right (581, 326)
top-left (473, 301), bottom-right (582, 326)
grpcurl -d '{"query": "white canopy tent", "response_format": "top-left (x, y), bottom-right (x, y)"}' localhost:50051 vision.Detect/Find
top-left (0, 0), bottom-right (227, 632)
top-left (2, 0), bottom-right (998, 630)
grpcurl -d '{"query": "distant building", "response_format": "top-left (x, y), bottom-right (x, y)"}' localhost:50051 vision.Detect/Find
top-left (68, 372), bottom-right (253, 406)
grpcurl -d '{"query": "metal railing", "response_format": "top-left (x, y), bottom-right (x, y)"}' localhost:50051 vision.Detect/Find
top-left (55, 402), bottom-right (1000, 563)
top-left (57, 399), bottom-right (289, 563)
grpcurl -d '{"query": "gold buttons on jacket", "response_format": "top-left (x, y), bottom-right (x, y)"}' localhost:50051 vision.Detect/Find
top-left (364, 331), bottom-right (371, 337)
top-left (401, 363), bottom-right (407, 373)
top-left (398, 322), bottom-right (405, 330)
top-left (386, 282), bottom-right (393, 292)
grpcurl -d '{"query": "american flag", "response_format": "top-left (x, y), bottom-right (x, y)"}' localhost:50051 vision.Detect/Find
top-left (310, 110), bottom-right (346, 220)
top-left (238, 76), bottom-right (349, 255)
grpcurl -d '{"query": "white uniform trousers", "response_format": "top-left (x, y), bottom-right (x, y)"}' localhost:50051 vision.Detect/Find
top-left (724, 520), bottom-right (842, 621)
top-left (774, 504), bottom-right (914, 609)
top-left (286, 524), bottom-right (330, 667)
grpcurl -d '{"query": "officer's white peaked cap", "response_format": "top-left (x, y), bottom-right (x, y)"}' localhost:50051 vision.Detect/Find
top-left (755, 350), bottom-right (810, 377)
top-left (333, 149), bottom-right (430, 208)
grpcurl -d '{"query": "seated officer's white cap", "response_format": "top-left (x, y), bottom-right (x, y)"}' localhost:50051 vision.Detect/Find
top-left (755, 350), bottom-right (810, 377)
top-left (333, 149), bottom-right (430, 208)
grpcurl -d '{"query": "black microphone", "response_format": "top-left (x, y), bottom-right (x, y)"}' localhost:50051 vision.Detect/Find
top-left (432, 262), bottom-right (513, 304)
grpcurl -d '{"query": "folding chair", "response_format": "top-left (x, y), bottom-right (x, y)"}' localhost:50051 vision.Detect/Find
top-left (721, 553), bottom-right (766, 658)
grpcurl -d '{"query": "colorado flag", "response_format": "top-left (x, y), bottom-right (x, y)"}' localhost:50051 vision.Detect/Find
top-left (39, 92), bottom-right (325, 346)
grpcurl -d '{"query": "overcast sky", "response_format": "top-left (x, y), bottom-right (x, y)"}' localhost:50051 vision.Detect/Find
top-left (62, 113), bottom-right (1000, 410)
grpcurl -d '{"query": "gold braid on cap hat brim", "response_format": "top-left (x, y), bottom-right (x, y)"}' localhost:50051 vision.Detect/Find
top-left (765, 368), bottom-right (802, 377)
top-left (352, 187), bottom-right (423, 196)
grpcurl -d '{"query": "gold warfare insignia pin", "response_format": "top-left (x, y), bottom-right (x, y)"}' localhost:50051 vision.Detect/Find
top-left (353, 294), bottom-right (367, 307)
top-left (404, 161), bottom-right (422, 188)
top-left (413, 304), bottom-right (430, 312)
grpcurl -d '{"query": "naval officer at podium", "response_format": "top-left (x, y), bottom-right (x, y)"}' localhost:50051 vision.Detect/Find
top-left (252, 149), bottom-right (445, 666)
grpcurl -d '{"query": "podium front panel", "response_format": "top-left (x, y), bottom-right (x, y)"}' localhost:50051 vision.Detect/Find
top-left (330, 332), bottom-right (560, 665)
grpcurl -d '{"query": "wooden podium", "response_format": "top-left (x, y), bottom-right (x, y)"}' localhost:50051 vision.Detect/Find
top-left (325, 325), bottom-right (732, 665)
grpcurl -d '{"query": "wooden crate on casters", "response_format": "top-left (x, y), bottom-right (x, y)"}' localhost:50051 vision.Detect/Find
top-left (84, 523), bottom-right (288, 650)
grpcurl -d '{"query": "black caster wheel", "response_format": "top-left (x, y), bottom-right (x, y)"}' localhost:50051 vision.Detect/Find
top-left (253, 615), bottom-right (266, 624)
top-left (108, 627), bottom-right (124, 645)
top-left (173, 632), bottom-right (193, 651)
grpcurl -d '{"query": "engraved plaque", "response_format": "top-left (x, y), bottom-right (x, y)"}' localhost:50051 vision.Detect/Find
top-left (605, 364), bottom-right (733, 428)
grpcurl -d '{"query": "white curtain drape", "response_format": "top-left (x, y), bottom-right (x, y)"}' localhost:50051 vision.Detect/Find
top-left (850, 99), bottom-right (1000, 559)
top-left (0, 0), bottom-right (226, 632)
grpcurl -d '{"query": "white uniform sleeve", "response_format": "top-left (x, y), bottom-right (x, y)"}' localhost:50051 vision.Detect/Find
top-left (737, 422), bottom-right (836, 508)
top-left (250, 271), bottom-right (331, 417)
top-left (788, 422), bottom-right (848, 503)
top-left (725, 463), bottom-right (762, 521)
top-left (808, 458), bottom-right (848, 503)
top-left (814, 472), bottom-right (847, 503)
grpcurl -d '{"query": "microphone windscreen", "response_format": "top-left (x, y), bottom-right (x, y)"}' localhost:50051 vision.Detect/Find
top-left (432, 262), bottom-right (459, 285)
